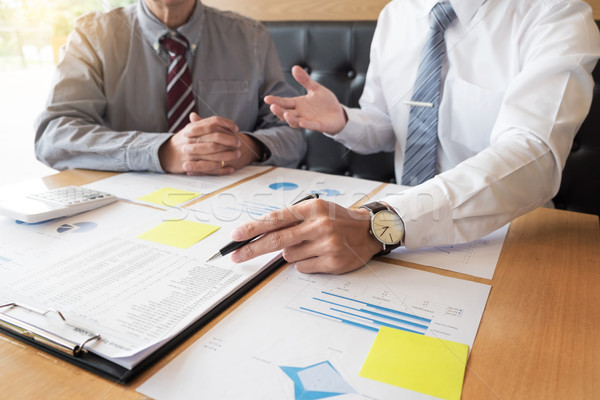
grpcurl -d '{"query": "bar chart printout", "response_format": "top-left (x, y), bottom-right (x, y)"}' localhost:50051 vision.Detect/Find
top-left (286, 277), bottom-right (464, 338)
top-left (137, 261), bottom-right (491, 400)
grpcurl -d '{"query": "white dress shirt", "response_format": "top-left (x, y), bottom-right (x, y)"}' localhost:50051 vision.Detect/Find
top-left (332, 0), bottom-right (600, 248)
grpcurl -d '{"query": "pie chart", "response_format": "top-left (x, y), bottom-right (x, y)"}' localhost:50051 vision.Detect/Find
top-left (268, 182), bottom-right (299, 191)
top-left (56, 222), bottom-right (97, 234)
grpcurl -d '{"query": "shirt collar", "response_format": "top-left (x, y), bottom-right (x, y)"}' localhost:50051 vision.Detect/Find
top-left (137, 0), bottom-right (204, 54)
top-left (420, 0), bottom-right (487, 25)
top-left (451, 0), bottom-right (487, 25)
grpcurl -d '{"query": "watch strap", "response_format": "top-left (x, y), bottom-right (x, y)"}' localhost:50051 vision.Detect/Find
top-left (360, 201), bottom-right (388, 215)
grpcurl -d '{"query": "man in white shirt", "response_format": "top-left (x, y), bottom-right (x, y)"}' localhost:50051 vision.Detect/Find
top-left (229, 0), bottom-right (600, 274)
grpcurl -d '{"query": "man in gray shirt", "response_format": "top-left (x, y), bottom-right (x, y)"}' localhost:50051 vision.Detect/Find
top-left (34, 0), bottom-right (306, 175)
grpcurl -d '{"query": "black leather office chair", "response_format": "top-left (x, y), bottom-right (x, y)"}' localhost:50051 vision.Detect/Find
top-left (552, 22), bottom-right (600, 216)
top-left (267, 21), bottom-right (396, 183)
top-left (266, 21), bottom-right (600, 216)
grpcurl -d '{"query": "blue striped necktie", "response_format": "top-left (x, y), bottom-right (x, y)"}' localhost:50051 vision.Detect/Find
top-left (401, 2), bottom-right (456, 186)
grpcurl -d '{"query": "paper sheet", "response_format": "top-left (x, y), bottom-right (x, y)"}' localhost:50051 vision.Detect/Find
top-left (360, 327), bottom-right (468, 400)
top-left (137, 261), bottom-right (490, 399)
top-left (186, 167), bottom-right (383, 223)
top-left (0, 201), bottom-right (162, 279)
top-left (386, 225), bottom-right (509, 279)
top-left (84, 165), bottom-right (269, 207)
top-left (0, 201), bottom-right (278, 367)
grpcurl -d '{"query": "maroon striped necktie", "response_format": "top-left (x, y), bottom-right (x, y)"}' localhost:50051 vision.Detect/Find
top-left (161, 34), bottom-right (196, 133)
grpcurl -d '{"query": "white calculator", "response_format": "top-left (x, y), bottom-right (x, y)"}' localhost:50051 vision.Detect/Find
top-left (0, 186), bottom-right (117, 223)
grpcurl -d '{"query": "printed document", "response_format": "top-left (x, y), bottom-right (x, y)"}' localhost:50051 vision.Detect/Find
top-left (138, 260), bottom-right (490, 400)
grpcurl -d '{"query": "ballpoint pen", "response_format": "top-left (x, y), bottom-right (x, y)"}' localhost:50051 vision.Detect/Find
top-left (206, 192), bottom-right (319, 261)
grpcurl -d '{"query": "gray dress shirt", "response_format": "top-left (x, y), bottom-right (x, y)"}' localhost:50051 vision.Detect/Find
top-left (34, 1), bottom-right (306, 172)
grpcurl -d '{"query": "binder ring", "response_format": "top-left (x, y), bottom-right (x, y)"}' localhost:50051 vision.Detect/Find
top-left (0, 302), bottom-right (101, 356)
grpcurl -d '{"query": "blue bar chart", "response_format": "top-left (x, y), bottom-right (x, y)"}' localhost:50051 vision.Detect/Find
top-left (223, 200), bottom-right (281, 217)
top-left (295, 290), bottom-right (432, 334)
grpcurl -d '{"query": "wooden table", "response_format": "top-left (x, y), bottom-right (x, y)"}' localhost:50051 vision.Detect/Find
top-left (1, 169), bottom-right (599, 399)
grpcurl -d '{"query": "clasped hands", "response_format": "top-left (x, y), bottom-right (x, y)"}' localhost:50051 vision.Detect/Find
top-left (159, 112), bottom-right (262, 175)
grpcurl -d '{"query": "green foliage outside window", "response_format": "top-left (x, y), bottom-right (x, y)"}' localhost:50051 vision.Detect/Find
top-left (0, 0), bottom-right (138, 65)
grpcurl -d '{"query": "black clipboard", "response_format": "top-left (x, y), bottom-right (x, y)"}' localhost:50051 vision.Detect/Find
top-left (0, 254), bottom-right (286, 383)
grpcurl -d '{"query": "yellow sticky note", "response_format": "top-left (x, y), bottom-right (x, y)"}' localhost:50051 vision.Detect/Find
top-left (359, 327), bottom-right (468, 400)
top-left (137, 187), bottom-right (201, 207)
top-left (138, 220), bottom-right (220, 249)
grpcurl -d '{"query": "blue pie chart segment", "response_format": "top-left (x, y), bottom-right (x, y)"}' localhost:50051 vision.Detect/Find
top-left (269, 182), bottom-right (299, 191)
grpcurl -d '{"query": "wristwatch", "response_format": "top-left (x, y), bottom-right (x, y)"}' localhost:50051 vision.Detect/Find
top-left (360, 201), bottom-right (405, 256)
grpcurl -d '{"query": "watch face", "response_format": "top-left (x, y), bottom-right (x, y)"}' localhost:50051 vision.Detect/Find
top-left (372, 210), bottom-right (404, 245)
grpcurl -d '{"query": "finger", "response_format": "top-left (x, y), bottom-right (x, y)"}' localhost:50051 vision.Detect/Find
top-left (230, 222), bottom-right (306, 263)
top-left (291, 65), bottom-right (320, 92)
top-left (185, 116), bottom-right (240, 138)
top-left (186, 167), bottom-right (235, 176)
top-left (294, 256), bottom-right (346, 275)
top-left (282, 111), bottom-right (302, 129)
top-left (271, 105), bottom-right (302, 129)
top-left (231, 201), bottom-right (327, 263)
top-left (231, 202), bottom-right (311, 242)
top-left (281, 240), bottom-right (325, 264)
top-left (268, 104), bottom-right (287, 121)
top-left (184, 124), bottom-right (239, 140)
top-left (294, 254), bottom-right (363, 275)
top-left (264, 95), bottom-right (299, 110)
top-left (187, 149), bottom-right (242, 163)
top-left (297, 118), bottom-right (324, 132)
top-left (294, 257), bottom-right (330, 274)
top-left (183, 159), bottom-right (233, 174)
top-left (283, 112), bottom-right (321, 131)
top-left (185, 141), bottom-right (241, 157)
top-left (184, 133), bottom-right (241, 151)
top-left (282, 232), bottom-right (362, 275)
top-left (189, 112), bottom-right (202, 123)
top-left (182, 142), bottom-right (233, 156)
top-left (203, 116), bottom-right (239, 134)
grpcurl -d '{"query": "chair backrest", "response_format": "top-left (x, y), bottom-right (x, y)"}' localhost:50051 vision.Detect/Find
top-left (552, 20), bottom-right (600, 216)
top-left (266, 21), bottom-right (396, 183)
top-left (266, 20), bottom-right (600, 216)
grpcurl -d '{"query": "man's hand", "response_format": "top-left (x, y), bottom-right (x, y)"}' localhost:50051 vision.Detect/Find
top-left (230, 199), bottom-right (383, 275)
top-left (159, 113), bottom-right (264, 175)
top-left (264, 65), bottom-right (348, 134)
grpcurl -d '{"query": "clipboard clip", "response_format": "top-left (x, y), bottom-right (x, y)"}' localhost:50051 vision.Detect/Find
top-left (0, 302), bottom-right (101, 356)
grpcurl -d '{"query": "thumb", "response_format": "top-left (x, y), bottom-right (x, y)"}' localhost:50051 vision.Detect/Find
top-left (291, 65), bottom-right (320, 93)
top-left (189, 112), bottom-right (202, 123)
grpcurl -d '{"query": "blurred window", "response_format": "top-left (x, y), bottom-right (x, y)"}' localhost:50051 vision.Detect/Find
top-left (0, 0), bottom-right (137, 184)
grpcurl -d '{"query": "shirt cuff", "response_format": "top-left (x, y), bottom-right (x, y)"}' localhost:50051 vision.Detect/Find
top-left (126, 132), bottom-right (172, 173)
top-left (250, 128), bottom-right (306, 168)
top-left (380, 177), bottom-right (453, 249)
top-left (323, 105), bottom-right (363, 143)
